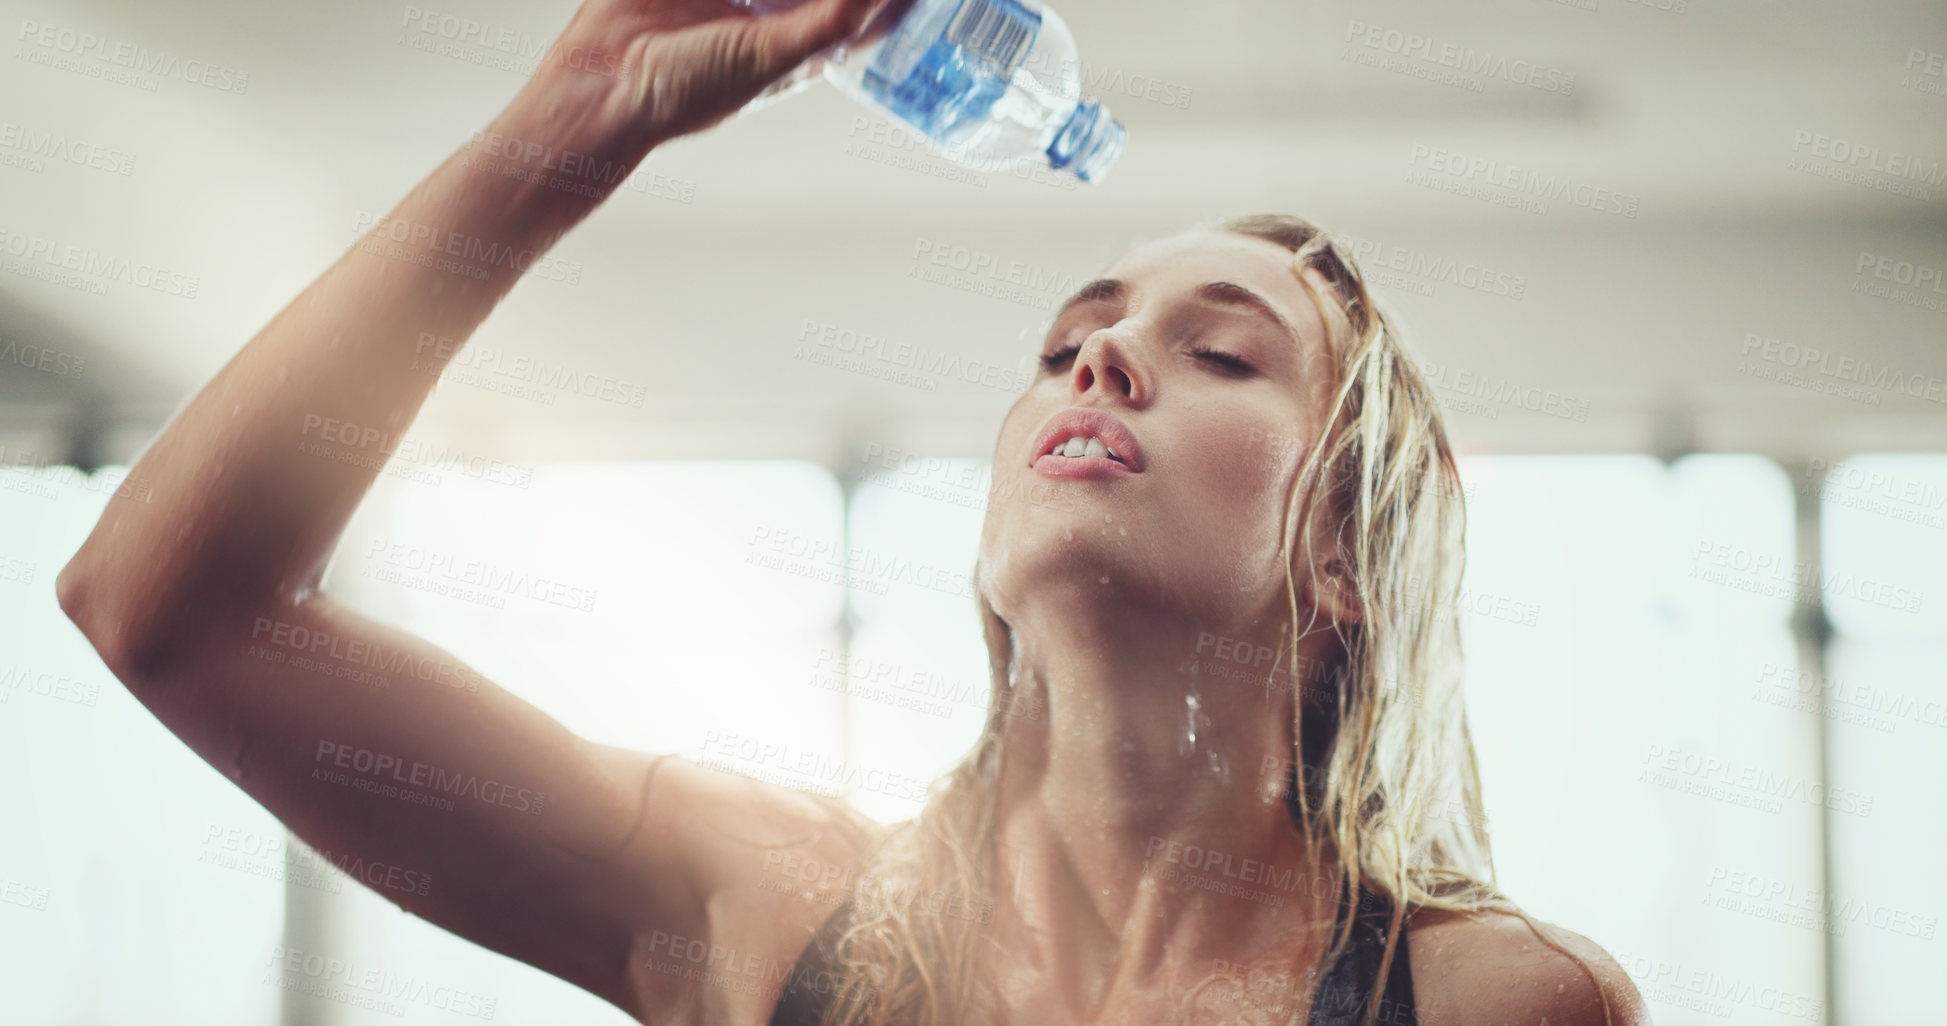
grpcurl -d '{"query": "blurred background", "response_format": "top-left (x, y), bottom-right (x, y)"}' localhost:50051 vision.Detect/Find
top-left (2, 0), bottom-right (1944, 1022)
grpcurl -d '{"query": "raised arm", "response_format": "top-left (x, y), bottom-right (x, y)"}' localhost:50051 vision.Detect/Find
top-left (55, 0), bottom-right (896, 1017)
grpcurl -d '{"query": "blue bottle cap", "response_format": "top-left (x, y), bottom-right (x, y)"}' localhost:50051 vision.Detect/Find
top-left (1045, 99), bottom-right (1126, 184)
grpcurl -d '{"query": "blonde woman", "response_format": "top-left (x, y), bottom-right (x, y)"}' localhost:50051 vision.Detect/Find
top-left (57, 0), bottom-right (1649, 1023)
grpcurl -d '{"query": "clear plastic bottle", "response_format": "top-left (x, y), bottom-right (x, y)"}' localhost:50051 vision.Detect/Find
top-left (726, 0), bottom-right (1126, 183)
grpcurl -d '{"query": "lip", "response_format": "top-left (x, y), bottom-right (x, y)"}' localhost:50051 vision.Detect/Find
top-left (1028, 407), bottom-right (1146, 476)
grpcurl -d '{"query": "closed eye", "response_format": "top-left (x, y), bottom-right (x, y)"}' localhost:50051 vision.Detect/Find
top-left (1038, 344), bottom-right (1079, 372)
top-left (1039, 343), bottom-right (1256, 375)
top-left (1187, 346), bottom-right (1255, 374)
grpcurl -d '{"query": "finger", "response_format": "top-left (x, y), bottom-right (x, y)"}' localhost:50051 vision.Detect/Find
top-left (745, 0), bottom-right (891, 77)
top-left (849, 0), bottom-right (922, 49)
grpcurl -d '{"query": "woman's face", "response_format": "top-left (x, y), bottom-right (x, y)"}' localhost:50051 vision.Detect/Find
top-left (979, 230), bottom-right (1341, 630)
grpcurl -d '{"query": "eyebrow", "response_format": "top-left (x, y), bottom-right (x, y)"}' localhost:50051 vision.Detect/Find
top-left (1051, 278), bottom-right (1302, 350)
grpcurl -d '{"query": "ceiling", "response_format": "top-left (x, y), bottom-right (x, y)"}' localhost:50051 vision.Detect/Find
top-left (4, 0), bottom-right (1946, 469)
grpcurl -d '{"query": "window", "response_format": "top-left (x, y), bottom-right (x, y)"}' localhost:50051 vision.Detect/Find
top-left (9, 452), bottom-right (1937, 1023)
top-left (313, 460), bottom-right (850, 1023)
top-left (1819, 455), bottom-right (1946, 1024)
top-left (1, 465), bottom-right (284, 1026)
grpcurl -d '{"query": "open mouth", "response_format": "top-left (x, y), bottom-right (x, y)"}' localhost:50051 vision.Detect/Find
top-left (1039, 434), bottom-right (1128, 465)
top-left (1028, 408), bottom-right (1146, 474)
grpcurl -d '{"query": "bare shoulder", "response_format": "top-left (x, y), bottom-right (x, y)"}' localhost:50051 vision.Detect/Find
top-left (641, 753), bottom-right (892, 904)
top-left (606, 753), bottom-right (896, 1022)
top-left (1406, 906), bottom-right (1651, 1026)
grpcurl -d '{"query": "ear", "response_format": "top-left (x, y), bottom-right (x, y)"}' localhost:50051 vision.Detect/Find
top-left (1303, 555), bottom-right (1364, 626)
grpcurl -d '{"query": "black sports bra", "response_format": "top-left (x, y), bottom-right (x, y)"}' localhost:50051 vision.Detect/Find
top-left (765, 880), bottom-right (1416, 1026)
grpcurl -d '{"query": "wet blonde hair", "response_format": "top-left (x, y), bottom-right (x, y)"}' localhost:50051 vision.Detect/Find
top-left (808, 214), bottom-right (1598, 1026)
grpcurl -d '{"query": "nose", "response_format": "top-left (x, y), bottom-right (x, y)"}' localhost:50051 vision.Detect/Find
top-left (1070, 329), bottom-right (1146, 403)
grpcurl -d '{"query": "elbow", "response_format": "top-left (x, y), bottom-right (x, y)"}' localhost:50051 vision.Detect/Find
top-left (56, 554), bottom-right (101, 649)
top-left (57, 556), bottom-right (128, 676)
top-left (56, 555), bottom-right (175, 683)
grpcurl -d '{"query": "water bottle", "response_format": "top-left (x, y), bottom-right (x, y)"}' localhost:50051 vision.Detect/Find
top-left (727, 0), bottom-right (1126, 183)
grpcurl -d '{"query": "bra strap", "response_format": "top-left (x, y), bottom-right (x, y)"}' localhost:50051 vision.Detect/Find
top-left (1305, 884), bottom-right (1419, 1026)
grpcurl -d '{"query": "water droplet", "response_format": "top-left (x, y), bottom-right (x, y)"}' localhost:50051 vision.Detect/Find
top-left (1177, 691), bottom-right (1210, 759)
top-left (223, 736), bottom-right (252, 783)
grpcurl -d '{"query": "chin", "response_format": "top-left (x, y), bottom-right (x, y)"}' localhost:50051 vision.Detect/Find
top-left (986, 513), bottom-right (1172, 612)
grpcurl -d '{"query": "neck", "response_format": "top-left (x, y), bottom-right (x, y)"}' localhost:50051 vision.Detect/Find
top-left (985, 581), bottom-right (1347, 1008)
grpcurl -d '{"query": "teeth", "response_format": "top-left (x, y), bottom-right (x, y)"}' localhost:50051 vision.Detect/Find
top-left (1051, 434), bottom-right (1122, 462)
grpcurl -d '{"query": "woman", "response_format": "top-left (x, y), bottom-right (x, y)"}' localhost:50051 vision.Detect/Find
top-left (56, 0), bottom-right (1649, 1023)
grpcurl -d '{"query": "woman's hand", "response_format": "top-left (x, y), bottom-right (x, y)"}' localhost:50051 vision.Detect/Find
top-left (535, 0), bottom-right (917, 155)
